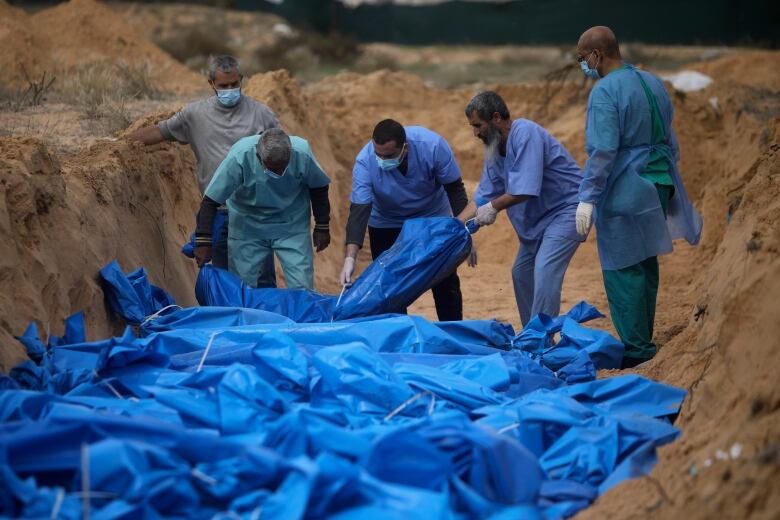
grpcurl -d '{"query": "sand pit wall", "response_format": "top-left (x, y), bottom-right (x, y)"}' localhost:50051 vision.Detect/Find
top-left (579, 85), bottom-right (780, 517)
top-left (0, 137), bottom-right (200, 371)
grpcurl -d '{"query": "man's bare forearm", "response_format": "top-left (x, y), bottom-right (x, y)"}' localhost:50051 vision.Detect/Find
top-left (125, 125), bottom-right (166, 145)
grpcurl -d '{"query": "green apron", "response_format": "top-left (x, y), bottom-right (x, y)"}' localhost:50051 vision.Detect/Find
top-left (602, 71), bottom-right (675, 365)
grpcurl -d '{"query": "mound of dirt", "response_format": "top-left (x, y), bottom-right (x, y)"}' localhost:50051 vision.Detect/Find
top-left (7, 0), bottom-right (206, 96)
top-left (0, 1), bottom-right (54, 90)
top-left (0, 135), bottom-right (200, 372)
top-left (111, 1), bottom-right (286, 72)
top-left (692, 50), bottom-right (780, 91)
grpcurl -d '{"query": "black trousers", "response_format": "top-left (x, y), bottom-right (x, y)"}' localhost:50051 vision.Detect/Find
top-left (368, 226), bottom-right (463, 321)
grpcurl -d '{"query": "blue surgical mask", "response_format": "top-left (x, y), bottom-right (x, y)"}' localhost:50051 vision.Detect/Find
top-left (580, 57), bottom-right (601, 80)
top-left (375, 148), bottom-right (405, 171)
top-left (216, 87), bottom-right (241, 107)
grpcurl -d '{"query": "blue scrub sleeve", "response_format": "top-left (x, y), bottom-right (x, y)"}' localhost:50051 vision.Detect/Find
top-left (505, 126), bottom-right (545, 197)
top-left (349, 155), bottom-right (374, 205)
top-left (204, 155), bottom-right (243, 204)
top-left (432, 137), bottom-right (462, 185)
top-left (580, 93), bottom-right (620, 204)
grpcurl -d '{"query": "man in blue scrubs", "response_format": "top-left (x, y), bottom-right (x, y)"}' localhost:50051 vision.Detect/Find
top-left (340, 119), bottom-right (470, 321)
top-left (457, 91), bottom-right (585, 326)
top-left (575, 26), bottom-right (702, 368)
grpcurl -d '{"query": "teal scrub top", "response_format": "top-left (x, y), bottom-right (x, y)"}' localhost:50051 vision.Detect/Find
top-left (205, 135), bottom-right (330, 240)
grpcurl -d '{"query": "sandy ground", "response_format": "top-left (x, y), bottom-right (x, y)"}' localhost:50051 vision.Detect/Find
top-left (1, 1), bottom-right (779, 518)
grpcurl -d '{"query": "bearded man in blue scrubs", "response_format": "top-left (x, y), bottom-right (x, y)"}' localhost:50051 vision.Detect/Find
top-left (340, 119), bottom-right (470, 321)
top-left (575, 26), bottom-right (702, 368)
top-left (457, 91), bottom-right (585, 326)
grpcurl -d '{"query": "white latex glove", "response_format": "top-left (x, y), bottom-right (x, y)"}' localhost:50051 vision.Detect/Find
top-left (576, 202), bottom-right (595, 236)
top-left (340, 257), bottom-right (356, 286)
top-left (475, 201), bottom-right (498, 226)
top-left (468, 243), bottom-right (478, 267)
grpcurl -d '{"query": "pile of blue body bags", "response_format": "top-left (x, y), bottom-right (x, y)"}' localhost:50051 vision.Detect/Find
top-left (0, 218), bottom-right (684, 519)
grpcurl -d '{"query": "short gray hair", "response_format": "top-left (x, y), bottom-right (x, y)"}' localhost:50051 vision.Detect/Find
top-left (208, 55), bottom-right (240, 80)
top-left (258, 128), bottom-right (291, 165)
top-left (465, 91), bottom-right (511, 121)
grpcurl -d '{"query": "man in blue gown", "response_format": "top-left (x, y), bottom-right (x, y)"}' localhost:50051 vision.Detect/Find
top-left (575, 26), bottom-right (703, 368)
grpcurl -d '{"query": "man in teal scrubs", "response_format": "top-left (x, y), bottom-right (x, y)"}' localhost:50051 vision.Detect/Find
top-left (575, 26), bottom-right (703, 368)
top-left (126, 55), bottom-right (280, 286)
top-left (194, 128), bottom-right (332, 290)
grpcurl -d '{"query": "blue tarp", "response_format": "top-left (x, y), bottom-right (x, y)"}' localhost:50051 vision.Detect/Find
top-left (99, 260), bottom-right (177, 325)
top-left (196, 266), bottom-right (336, 323)
top-left (181, 210), bottom-right (226, 258)
top-left (1, 260), bottom-right (684, 519)
top-left (196, 217), bottom-right (471, 322)
top-left (332, 217), bottom-right (472, 319)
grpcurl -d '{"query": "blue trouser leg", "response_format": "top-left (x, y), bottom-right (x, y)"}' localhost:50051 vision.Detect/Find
top-left (228, 235), bottom-right (273, 288)
top-left (512, 239), bottom-right (539, 326)
top-left (228, 232), bottom-right (312, 290)
top-left (530, 235), bottom-right (580, 320)
top-left (512, 235), bottom-right (580, 326)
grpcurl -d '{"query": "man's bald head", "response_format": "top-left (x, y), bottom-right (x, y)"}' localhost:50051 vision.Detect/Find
top-left (578, 26), bottom-right (621, 59)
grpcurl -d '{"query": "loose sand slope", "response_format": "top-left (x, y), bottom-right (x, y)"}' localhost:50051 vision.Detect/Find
top-left (0, 1), bottom-right (54, 90)
top-left (1, 0), bottom-right (204, 95)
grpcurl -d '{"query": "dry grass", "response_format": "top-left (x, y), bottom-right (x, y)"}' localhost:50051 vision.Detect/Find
top-left (0, 66), bottom-right (57, 111)
top-left (55, 61), bottom-right (161, 133)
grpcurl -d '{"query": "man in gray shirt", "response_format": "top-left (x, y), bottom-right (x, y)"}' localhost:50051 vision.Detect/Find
top-left (127, 55), bottom-right (279, 286)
